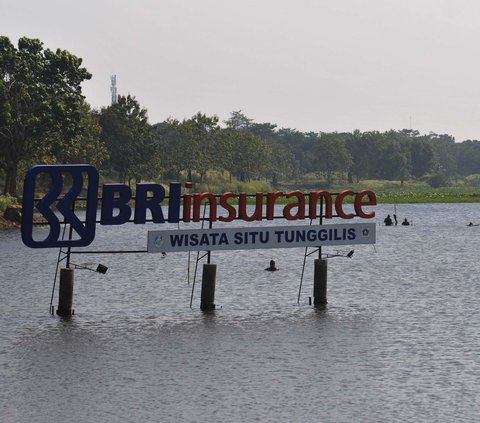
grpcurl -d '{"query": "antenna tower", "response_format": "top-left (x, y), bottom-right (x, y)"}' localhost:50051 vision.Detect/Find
top-left (110, 75), bottom-right (117, 105)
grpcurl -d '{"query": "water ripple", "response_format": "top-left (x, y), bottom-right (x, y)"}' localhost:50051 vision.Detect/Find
top-left (2, 203), bottom-right (480, 422)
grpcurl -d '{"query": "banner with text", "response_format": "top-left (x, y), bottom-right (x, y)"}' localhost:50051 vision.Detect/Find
top-left (147, 223), bottom-right (376, 253)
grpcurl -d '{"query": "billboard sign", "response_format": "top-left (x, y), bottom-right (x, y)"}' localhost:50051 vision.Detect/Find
top-left (22, 164), bottom-right (377, 249)
top-left (148, 223), bottom-right (376, 253)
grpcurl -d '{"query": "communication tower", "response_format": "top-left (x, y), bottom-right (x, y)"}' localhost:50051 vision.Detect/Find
top-left (110, 75), bottom-right (117, 105)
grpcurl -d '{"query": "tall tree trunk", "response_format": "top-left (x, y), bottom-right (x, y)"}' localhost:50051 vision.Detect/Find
top-left (3, 163), bottom-right (18, 197)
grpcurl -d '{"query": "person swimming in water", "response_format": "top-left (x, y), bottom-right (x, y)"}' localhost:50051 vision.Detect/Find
top-left (265, 260), bottom-right (278, 271)
top-left (401, 218), bottom-right (410, 226)
top-left (384, 215), bottom-right (393, 226)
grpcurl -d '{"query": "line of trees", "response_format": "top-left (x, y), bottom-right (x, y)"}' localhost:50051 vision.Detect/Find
top-left (2, 36), bottom-right (480, 196)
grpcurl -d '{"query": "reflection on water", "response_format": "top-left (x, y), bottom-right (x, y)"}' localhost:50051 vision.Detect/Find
top-left (2, 203), bottom-right (480, 422)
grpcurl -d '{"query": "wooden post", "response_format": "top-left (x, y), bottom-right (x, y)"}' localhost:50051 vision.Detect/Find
top-left (313, 259), bottom-right (327, 305)
top-left (200, 264), bottom-right (216, 311)
top-left (56, 268), bottom-right (74, 316)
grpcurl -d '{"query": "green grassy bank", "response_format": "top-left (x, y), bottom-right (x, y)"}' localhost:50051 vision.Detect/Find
top-left (345, 180), bottom-right (480, 203)
top-left (194, 176), bottom-right (480, 204)
top-left (2, 179), bottom-right (480, 214)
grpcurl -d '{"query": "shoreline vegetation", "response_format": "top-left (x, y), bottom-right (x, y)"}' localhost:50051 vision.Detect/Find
top-left (2, 36), bottom-right (480, 210)
top-left (2, 178), bottom-right (479, 230)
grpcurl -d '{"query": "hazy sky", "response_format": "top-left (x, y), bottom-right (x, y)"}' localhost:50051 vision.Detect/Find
top-left (3, 0), bottom-right (480, 141)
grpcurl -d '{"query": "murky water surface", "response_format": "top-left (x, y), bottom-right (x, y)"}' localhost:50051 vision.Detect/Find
top-left (1, 203), bottom-right (480, 422)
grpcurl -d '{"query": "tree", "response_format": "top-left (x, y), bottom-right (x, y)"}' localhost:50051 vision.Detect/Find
top-left (265, 139), bottom-right (297, 185)
top-left (375, 131), bottom-right (411, 185)
top-left (410, 137), bottom-right (434, 178)
top-left (0, 36), bottom-right (92, 195)
top-left (187, 113), bottom-right (220, 183)
top-left (211, 127), bottom-right (237, 182)
top-left (345, 130), bottom-right (378, 183)
top-left (230, 132), bottom-right (270, 181)
top-left (52, 102), bottom-right (108, 168)
top-left (99, 95), bottom-right (159, 185)
top-left (224, 110), bottom-right (253, 131)
top-left (456, 140), bottom-right (480, 176)
top-left (248, 121), bottom-right (277, 140)
top-left (276, 128), bottom-right (318, 174)
top-left (427, 133), bottom-right (457, 175)
top-left (315, 132), bottom-right (352, 184)
top-left (154, 118), bottom-right (184, 180)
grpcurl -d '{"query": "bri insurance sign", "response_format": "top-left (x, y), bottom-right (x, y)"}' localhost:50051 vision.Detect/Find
top-left (21, 164), bottom-right (377, 249)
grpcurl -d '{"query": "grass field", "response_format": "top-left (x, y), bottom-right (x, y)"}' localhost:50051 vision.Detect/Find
top-left (190, 175), bottom-right (480, 204)
top-left (344, 180), bottom-right (480, 203)
top-left (2, 177), bottom-right (480, 214)
top-left (195, 174), bottom-right (480, 204)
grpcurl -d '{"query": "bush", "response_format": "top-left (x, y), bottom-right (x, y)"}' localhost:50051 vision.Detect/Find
top-left (465, 175), bottom-right (480, 187)
top-left (0, 195), bottom-right (18, 213)
top-left (426, 173), bottom-right (450, 188)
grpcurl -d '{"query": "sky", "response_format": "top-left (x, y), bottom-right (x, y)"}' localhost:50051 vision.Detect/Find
top-left (2, 0), bottom-right (480, 141)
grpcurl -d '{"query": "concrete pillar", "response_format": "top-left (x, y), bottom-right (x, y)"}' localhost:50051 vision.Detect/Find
top-left (56, 268), bottom-right (74, 316)
top-left (313, 259), bottom-right (327, 305)
top-left (200, 263), bottom-right (216, 310)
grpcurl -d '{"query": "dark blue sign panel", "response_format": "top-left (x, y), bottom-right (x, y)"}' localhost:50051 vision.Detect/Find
top-left (22, 165), bottom-right (99, 248)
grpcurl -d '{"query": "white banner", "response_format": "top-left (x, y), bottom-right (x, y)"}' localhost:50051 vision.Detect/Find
top-left (147, 223), bottom-right (375, 253)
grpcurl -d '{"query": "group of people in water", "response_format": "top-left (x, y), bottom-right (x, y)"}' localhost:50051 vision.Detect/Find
top-left (386, 214), bottom-right (479, 227)
top-left (384, 214), bottom-right (410, 226)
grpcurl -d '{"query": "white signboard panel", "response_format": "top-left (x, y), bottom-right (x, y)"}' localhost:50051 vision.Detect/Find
top-left (148, 223), bottom-right (375, 253)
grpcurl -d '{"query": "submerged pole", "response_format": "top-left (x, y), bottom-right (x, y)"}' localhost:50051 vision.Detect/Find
top-left (313, 259), bottom-right (327, 305)
top-left (200, 263), bottom-right (216, 311)
top-left (56, 268), bottom-right (74, 316)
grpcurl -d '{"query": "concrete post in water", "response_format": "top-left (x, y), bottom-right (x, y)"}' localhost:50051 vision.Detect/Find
top-left (57, 268), bottom-right (74, 316)
top-left (200, 263), bottom-right (216, 311)
top-left (313, 259), bottom-right (327, 305)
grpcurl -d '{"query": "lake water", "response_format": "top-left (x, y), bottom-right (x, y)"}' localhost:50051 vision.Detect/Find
top-left (1, 203), bottom-right (480, 422)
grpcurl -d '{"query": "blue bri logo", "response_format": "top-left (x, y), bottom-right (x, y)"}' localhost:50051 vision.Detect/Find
top-left (22, 164), bottom-right (99, 248)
